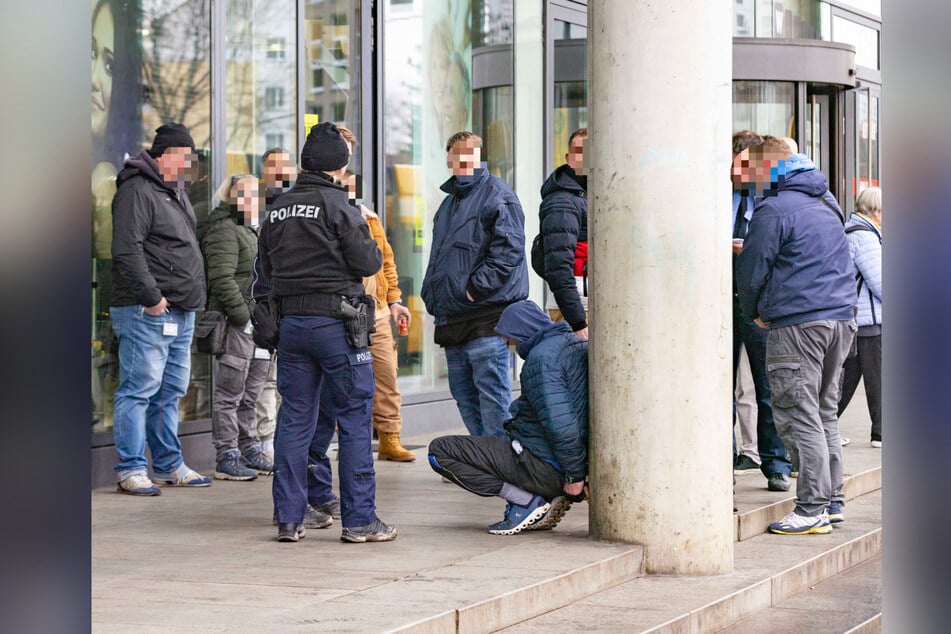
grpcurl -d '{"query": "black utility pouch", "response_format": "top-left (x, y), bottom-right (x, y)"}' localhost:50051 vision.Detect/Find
top-left (340, 298), bottom-right (371, 349)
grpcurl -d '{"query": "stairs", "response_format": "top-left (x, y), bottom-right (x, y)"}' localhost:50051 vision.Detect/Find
top-left (502, 473), bottom-right (882, 634)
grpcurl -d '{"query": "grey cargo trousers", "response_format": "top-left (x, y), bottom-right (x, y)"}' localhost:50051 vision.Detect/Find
top-left (766, 319), bottom-right (856, 516)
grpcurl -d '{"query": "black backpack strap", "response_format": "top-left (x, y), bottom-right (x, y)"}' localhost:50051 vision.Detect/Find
top-left (815, 190), bottom-right (845, 225)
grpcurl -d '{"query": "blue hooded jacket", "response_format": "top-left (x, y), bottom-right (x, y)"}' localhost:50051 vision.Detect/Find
top-left (735, 157), bottom-right (856, 328)
top-left (494, 300), bottom-right (589, 481)
top-left (420, 168), bottom-right (529, 325)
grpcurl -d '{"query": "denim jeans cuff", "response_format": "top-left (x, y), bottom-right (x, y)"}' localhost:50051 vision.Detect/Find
top-left (117, 468), bottom-right (148, 482)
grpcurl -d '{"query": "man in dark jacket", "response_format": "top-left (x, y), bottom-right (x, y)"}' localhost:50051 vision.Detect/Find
top-left (540, 127), bottom-right (589, 339)
top-left (253, 147), bottom-right (297, 462)
top-left (110, 123), bottom-right (211, 495)
top-left (428, 300), bottom-right (588, 535)
top-left (730, 130), bottom-right (794, 492)
top-left (258, 122), bottom-right (396, 544)
top-left (421, 131), bottom-right (529, 438)
top-left (735, 137), bottom-right (857, 535)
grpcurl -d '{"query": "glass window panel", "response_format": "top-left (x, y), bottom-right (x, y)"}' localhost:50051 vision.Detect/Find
top-left (839, 0), bottom-right (880, 17)
top-left (832, 15), bottom-right (879, 69)
top-left (870, 96), bottom-right (879, 186)
top-left (856, 90), bottom-right (870, 195)
top-left (752, 0), bottom-right (819, 39)
top-left (384, 0), bottom-right (516, 394)
top-left (92, 0), bottom-right (213, 433)
top-left (732, 81), bottom-right (796, 139)
top-left (734, 0), bottom-right (755, 36)
top-left (552, 19), bottom-right (587, 172)
top-left (304, 0), bottom-right (362, 171)
top-left (805, 96), bottom-right (822, 172)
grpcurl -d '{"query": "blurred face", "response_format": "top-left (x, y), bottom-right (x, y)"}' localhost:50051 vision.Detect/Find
top-left (565, 134), bottom-right (586, 174)
top-left (234, 177), bottom-right (261, 226)
top-left (156, 147), bottom-right (198, 185)
top-left (447, 138), bottom-right (481, 177)
top-left (91, 3), bottom-right (115, 137)
top-left (262, 152), bottom-right (296, 195)
top-left (732, 149), bottom-right (787, 195)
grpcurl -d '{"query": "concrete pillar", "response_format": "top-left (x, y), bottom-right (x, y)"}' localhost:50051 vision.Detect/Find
top-left (587, 1), bottom-right (734, 574)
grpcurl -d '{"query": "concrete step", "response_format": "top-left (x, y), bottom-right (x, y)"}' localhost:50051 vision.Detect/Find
top-left (734, 466), bottom-right (881, 541)
top-left (502, 489), bottom-right (881, 634)
top-left (719, 556), bottom-right (881, 633)
top-left (389, 545), bottom-right (644, 634)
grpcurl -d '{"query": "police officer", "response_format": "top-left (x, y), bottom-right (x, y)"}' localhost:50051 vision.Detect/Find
top-left (257, 122), bottom-right (397, 543)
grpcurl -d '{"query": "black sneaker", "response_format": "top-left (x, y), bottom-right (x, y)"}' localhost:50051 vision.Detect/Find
top-left (304, 505), bottom-right (333, 529)
top-left (313, 498), bottom-right (341, 520)
top-left (340, 519), bottom-right (397, 543)
top-left (214, 455), bottom-right (258, 481)
top-left (242, 449), bottom-right (274, 475)
top-left (277, 523), bottom-right (305, 542)
top-left (767, 473), bottom-right (791, 492)
top-left (733, 455), bottom-right (760, 474)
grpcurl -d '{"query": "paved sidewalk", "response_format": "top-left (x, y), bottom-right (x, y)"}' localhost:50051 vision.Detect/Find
top-left (92, 388), bottom-right (880, 633)
top-left (92, 427), bottom-right (633, 633)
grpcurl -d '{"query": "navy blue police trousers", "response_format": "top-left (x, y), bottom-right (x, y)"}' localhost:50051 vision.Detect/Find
top-left (273, 316), bottom-right (378, 528)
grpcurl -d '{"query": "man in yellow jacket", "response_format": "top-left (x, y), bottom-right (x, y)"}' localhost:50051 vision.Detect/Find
top-left (339, 127), bottom-right (415, 462)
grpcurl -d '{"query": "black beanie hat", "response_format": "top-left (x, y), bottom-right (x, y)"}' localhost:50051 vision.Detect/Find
top-left (148, 122), bottom-right (195, 158)
top-left (300, 122), bottom-right (350, 172)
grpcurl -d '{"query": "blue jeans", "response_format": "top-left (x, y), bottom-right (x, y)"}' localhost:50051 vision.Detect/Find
top-left (109, 305), bottom-right (195, 481)
top-left (445, 336), bottom-right (512, 438)
top-left (733, 300), bottom-right (793, 477)
top-left (274, 317), bottom-right (377, 528)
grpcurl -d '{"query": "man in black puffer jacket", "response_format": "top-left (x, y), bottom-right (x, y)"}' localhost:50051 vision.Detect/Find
top-left (539, 127), bottom-right (589, 339)
top-left (428, 300), bottom-right (589, 536)
top-left (110, 123), bottom-right (211, 495)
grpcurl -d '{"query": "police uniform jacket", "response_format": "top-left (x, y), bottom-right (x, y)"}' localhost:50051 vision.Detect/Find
top-left (110, 150), bottom-right (206, 311)
top-left (257, 171), bottom-right (382, 308)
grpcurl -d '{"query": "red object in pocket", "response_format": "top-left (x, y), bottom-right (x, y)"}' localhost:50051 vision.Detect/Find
top-left (573, 241), bottom-right (588, 277)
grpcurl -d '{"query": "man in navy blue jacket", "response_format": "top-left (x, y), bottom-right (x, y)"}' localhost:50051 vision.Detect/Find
top-left (428, 300), bottom-right (588, 535)
top-left (735, 137), bottom-right (857, 536)
top-left (421, 131), bottom-right (529, 438)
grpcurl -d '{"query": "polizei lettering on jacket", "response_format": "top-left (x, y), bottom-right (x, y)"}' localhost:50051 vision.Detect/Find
top-left (270, 204), bottom-right (321, 222)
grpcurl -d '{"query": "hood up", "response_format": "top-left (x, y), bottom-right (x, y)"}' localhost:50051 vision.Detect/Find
top-left (494, 300), bottom-right (570, 358)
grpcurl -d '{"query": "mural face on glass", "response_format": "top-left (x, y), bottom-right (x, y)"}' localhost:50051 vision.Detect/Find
top-left (91, 0), bottom-right (213, 432)
top-left (91, 0), bottom-right (143, 260)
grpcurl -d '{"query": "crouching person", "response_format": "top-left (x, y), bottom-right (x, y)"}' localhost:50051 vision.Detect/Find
top-left (428, 300), bottom-right (589, 535)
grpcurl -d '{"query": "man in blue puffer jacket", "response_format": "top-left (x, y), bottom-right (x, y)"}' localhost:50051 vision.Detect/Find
top-left (735, 137), bottom-right (857, 536)
top-left (428, 300), bottom-right (588, 535)
top-left (421, 131), bottom-right (529, 438)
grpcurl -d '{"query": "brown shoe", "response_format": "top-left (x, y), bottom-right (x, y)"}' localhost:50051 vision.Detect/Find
top-left (378, 432), bottom-right (416, 462)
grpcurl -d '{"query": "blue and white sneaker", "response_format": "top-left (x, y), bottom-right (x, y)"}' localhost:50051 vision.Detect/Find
top-left (487, 496), bottom-right (552, 535)
top-left (153, 467), bottom-right (212, 488)
top-left (117, 473), bottom-right (161, 496)
top-left (768, 510), bottom-right (832, 535)
top-left (828, 501), bottom-right (845, 524)
top-left (527, 496), bottom-right (572, 531)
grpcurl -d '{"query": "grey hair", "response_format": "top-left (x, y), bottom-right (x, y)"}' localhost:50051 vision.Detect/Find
top-left (855, 186), bottom-right (882, 217)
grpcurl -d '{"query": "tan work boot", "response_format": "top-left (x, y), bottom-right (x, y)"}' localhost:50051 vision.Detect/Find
top-left (378, 432), bottom-right (416, 461)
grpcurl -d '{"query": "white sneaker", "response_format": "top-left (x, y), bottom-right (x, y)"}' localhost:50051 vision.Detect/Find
top-left (768, 510), bottom-right (832, 535)
top-left (840, 437), bottom-right (851, 446)
top-left (117, 473), bottom-right (161, 496)
top-left (154, 468), bottom-right (212, 487)
top-left (870, 440), bottom-right (882, 448)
